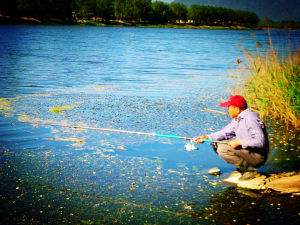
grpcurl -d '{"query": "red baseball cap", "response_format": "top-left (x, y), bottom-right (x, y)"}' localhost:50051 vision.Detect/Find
top-left (219, 95), bottom-right (247, 108)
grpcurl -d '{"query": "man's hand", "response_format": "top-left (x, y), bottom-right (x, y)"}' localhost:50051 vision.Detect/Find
top-left (228, 139), bottom-right (242, 149)
top-left (194, 135), bottom-right (209, 143)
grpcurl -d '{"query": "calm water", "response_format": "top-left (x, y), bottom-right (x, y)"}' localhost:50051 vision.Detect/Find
top-left (0, 25), bottom-right (299, 224)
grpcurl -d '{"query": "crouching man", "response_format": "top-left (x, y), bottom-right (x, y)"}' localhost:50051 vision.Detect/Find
top-left (195, 95), bottom-right (269, 181)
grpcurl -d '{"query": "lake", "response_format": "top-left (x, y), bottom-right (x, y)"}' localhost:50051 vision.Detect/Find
top-left (0, 25), bottom-right (299, 224)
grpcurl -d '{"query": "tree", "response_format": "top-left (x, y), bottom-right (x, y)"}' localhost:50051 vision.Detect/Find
top-left (72, 0), bottom-right (92, 19)
top-left (243, 11), bottom-right (259, 27)
top-left (187, 4), bottom-right (259, 27)
top-left (214, 7), bottom-right (227, 25)
top-left (150, 1), bottom-right (171, 24)
top-left (169, 2), bottom-right (187, 22)
top-left (188, 5), bottom-right (205, 24)
top-left (132, 0), bottom-right (151, 22)
top-left (0, 0), bottom-right (17, 17)
top-left (114, 0), bottom-right (131, 20)
top-left (49, 0), bottom-right (73, 20)
top-left (204, 6), bottom-right (215, 25)
top-left (16, 0), bottom-right (41, 17)
top-left (14, 0), bottom-right (72, 20)
top-left (95, 0), bottom-right (113, 21)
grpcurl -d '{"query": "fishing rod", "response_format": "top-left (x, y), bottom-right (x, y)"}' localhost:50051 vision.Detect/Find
top-left (15, 120), bottom-right (225, 151)
top-left (18, 121), bottom-right (220, 143)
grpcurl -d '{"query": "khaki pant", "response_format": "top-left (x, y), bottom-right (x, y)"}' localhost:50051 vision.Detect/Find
top-left (213, 141), bottom-right (267, 171)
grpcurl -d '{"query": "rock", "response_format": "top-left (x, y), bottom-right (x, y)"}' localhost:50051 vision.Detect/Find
top-left (208, 168), bottom-right (221, 176)
top-left (222, 171), bottom-right (242, 184)
top-left (237, 175), bottom-right (267, 190)
top-left (233, 172), bottom-right (300, 194)
top-left (266, 174), bottom-right (300, 194)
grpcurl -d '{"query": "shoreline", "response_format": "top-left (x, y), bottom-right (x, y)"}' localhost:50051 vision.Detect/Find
top-left (3, 14), bottom-right (299, 30)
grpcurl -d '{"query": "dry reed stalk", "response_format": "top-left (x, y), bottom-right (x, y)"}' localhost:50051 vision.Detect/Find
top-left (235, 34), bottom-right (299, 130)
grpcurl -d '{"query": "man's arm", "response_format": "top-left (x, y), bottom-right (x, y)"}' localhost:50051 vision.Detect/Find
top-left (194, 119), bottom-right (236, 143)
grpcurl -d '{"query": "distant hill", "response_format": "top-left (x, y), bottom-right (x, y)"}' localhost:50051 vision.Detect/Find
top-left (172, 0), bottom-right (300, 21)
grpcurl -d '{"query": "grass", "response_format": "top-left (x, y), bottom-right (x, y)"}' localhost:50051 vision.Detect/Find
top-left (235, 33), bottom-right (300, 130)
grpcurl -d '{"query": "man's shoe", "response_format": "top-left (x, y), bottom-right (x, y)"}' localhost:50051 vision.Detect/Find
top-left (239, 170), bottom-right (259, 181)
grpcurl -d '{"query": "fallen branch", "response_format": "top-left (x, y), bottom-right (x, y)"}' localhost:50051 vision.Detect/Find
top-left (201, 108), bottom-right (227, 115)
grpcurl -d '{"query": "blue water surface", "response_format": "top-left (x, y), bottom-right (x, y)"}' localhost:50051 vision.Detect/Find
top-left (0, 25), bottom-right (299, 224)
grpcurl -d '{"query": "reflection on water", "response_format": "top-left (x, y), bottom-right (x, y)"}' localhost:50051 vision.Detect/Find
top-left (0, 25), bottom-right (300, 224)
top-left (263, 122), bottom-right (300, 173)
top-left (191, 187), bottom-right (300, 225)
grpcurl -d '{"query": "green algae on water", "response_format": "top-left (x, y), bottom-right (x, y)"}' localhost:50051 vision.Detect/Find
top-left (50, 105), bottom-right (77, 113)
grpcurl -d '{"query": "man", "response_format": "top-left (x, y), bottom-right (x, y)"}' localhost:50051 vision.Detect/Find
top-left (194, 95), bottom-right (269, 181)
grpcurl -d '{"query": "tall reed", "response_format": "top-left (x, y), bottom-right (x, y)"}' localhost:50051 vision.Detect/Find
top-left (235, 33), bottom-right (299, 130)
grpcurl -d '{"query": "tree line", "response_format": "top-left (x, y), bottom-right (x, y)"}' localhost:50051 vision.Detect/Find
top-left (0, 0), bottom-right (259, 27)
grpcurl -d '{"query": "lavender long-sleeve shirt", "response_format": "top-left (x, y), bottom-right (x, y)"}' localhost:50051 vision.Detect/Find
top-left (209, 109), bottom-right (268, 150)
